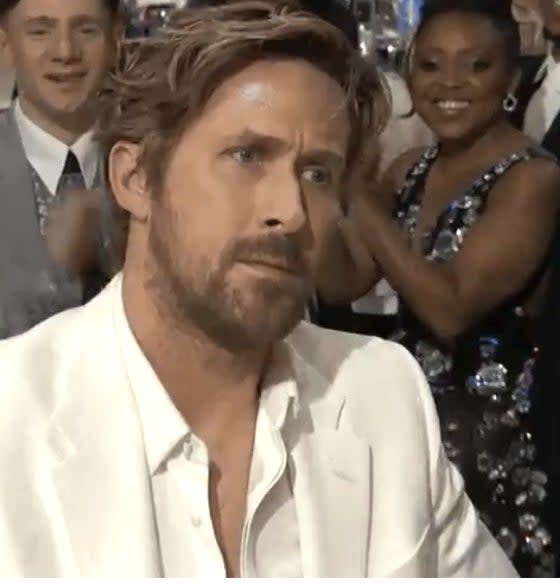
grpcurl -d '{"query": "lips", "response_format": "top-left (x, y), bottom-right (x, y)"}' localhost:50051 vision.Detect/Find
top-left (243, 259), bottom-right (300, 274)
top-left (44, 72), bottom-right (86, 83)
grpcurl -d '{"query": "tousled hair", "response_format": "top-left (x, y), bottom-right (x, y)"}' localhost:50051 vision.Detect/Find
top-left (97, 1), bottom-right (389, 216)
top-left (411, 0), bottom-right (520, 72)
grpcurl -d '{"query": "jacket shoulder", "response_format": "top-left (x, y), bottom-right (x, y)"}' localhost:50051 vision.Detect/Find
top-left (288, 321), bottom-right (428, 403)
top-left (0, 305), bottom-right (86, 417)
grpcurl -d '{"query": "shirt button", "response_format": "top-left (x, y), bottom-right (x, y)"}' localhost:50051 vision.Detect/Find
top-left (192, 515), bottom-right (202, 528)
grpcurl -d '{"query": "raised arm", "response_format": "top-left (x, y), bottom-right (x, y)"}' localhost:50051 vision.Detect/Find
top-left (315, 148), bottom-right (424, 304)
top-left (350, 157), bottom-right (560, 340)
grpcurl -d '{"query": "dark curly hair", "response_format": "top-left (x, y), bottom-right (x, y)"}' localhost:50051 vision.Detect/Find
top-left (415, 0), bottom-right (520, 70)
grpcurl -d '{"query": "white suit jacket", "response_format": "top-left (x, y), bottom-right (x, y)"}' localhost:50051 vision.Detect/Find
top-left (0, 276), bottom-right (517, 577)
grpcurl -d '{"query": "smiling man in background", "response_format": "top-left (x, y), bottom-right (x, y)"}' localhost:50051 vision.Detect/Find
top-left (0, 0), bottom-right (121, 337)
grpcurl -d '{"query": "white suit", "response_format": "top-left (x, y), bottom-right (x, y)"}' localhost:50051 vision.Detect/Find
top-left (0, 275), bottom-right (516, 577)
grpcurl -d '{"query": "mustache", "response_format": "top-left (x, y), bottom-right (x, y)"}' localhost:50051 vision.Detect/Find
top-left (228, 235), bottom-right (306, 273)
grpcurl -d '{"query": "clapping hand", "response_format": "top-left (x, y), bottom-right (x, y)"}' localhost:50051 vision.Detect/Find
top-left (45, 188), bottom-right (102, 276)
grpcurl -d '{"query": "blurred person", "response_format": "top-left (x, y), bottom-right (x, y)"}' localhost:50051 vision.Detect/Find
top-left (0, 3), bottom-right (518, 577)
top-left (0, 0), bottom-right (121, 337)
top-left (516, 0), bottom-right (560, 150)
top-left (322, 0), bottom-right (560, 576)
top-left (529, 0), bottom-right (560, 568)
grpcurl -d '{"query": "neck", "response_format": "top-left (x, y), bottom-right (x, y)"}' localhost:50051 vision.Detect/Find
top-left (18, 96), bottom-right (95, 145)
top-left (121, 268), bottom-right (268, 445)
top-left (438, 118), bottom-right (512, 161)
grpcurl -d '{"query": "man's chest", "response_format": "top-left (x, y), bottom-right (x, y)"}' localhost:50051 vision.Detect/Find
top-left (150, 418), bottom-right (300, 577)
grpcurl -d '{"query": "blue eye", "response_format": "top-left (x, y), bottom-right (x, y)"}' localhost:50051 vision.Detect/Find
top-left (231, 148), bottom-right (259, 165)
top-left (302, 166), bottom-right (331, 185)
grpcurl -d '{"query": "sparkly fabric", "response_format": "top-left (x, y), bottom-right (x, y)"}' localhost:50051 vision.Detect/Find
top-left (390, 146), bottom-right (555, 577)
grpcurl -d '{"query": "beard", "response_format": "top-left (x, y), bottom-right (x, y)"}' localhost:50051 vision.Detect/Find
top-left (147, 211), bottom-right (310, 353)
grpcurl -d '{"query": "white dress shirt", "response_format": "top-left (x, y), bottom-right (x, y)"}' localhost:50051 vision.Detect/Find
top-left (524, 53), bottom-right (560, 142)
top-left (114, 289), bottom-right (302, 577)
top-left (13, 99), bottom-right (98, 194)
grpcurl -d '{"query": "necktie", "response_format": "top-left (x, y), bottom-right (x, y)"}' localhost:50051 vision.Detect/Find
top-left (57, 150), bottom-right (85, 195)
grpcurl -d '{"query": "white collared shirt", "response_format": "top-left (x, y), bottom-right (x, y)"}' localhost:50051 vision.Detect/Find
top-left (13, 99), bottom-right (98, 194)
top-left (113, 282), bottom-right (302, 577)
top-left (524, 52), bottom-right (560, 142)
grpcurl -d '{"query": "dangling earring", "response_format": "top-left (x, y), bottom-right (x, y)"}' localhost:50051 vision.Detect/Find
top-left (502, 93), bottom-right (518, 113)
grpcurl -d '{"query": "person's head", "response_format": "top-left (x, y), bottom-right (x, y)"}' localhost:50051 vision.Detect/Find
top-left (538, 0), bottom-right (560, 41)
top-left (408, 0), bottom-right (520, 143)
top-left (0, 0), bottom-right (121, 132)
top-left (100, 1), bottom-right (388, 352)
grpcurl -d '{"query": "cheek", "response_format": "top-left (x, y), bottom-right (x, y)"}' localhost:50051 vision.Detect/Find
top-left (10, 44), bottom-right (42, 72)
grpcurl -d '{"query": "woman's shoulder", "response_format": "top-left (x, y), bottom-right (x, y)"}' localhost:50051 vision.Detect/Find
top-left (490, 143), bottom-right (560, 207)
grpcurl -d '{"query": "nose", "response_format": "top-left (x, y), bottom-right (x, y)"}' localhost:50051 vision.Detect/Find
top-left (438, 62), bottom-right (465, 89)
top-left (258, 165), bottom-right (307, 235)
top-left (51, 27), bottom-right (81, 62)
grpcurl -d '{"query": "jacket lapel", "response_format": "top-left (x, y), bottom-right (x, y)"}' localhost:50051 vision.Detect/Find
top-left (287, 348), bottom-right (372, 577)
top-left (46, 285), bottom-right (162, 576)
top-left (290, 427), bottom-right (372, 577)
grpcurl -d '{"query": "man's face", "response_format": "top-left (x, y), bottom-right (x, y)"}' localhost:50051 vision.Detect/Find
top-left (0, 0), bottom-right (117, 122)
top-left (145, 59), bottom-right (350, 351)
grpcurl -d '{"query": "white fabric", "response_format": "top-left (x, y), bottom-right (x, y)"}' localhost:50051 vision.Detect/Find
top-left (116, 288), bottom-right (302, 577)
top-left (378, 71), bottom-right (434, 174)
top-left (351, 277), bottom-right (399, 315)
top-left (524, 53), bottom-right (560, 142)
top-left (0, 274), bottom-right (518, 577)
top-left (13, 99), bottom-right (98, 194)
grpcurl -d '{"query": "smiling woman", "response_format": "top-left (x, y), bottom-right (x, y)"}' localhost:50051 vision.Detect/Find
top-left (324, 0), bottom-right (560, 576)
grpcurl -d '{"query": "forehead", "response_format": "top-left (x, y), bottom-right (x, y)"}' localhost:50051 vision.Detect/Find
top-left (416, 12), bottom-right (502, 52)
top-left (195, 58), bottom-right (350, 155)
top-left (9, 0), bottom-right (108, 21)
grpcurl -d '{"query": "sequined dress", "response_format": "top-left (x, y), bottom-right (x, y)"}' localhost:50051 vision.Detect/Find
top-left (390, 145), bottom-right (555, 577)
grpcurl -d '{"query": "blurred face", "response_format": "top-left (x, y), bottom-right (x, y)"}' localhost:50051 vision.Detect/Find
top-left (0, 0), bottom-right (117, 125)
top-left (143, 59), bottom-right (350, 350)
top-left (539, 0), bottom-right (560, 38)
top-left (410, 12), bottom-right (515, 143)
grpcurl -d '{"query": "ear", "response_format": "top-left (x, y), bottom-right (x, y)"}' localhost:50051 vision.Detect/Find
top-left (108, 141), bottom-right (151, 223)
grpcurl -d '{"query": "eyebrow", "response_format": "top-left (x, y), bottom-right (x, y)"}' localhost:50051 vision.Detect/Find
top-left (24, 14), bottom-right (104, 26)
top-left (226, 128), bottom-right (346, 167)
